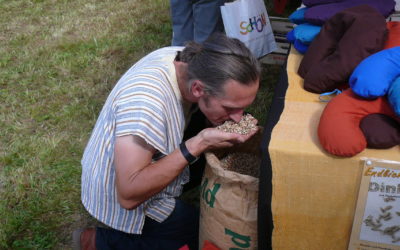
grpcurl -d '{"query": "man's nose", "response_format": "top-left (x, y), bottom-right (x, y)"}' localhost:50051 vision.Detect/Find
top-left (229, 110), bottom-right (244, 123)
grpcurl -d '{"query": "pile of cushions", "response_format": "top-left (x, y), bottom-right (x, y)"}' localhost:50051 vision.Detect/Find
top-left (317, 31), bottom-right (400, 157)
top-left (289, 1), bottom-right (400, 157)
top-left (286, 8), bottom-right (321, 54)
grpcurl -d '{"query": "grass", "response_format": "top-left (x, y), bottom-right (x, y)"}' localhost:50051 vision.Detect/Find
top-left (0, 0), bottom-right (282, 248)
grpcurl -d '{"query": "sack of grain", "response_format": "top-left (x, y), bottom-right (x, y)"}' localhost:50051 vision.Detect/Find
top-left (199, 128), bottom-right (262, 250)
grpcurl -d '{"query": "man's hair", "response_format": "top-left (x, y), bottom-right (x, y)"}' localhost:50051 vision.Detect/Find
top-left (177, 33), bottom-right (261, 96)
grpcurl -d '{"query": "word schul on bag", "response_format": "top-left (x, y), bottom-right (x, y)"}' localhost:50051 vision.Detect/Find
top-left (240, 13), bottom-right (268, 35)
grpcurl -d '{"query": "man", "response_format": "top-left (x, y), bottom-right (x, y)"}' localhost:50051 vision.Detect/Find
top-left (75, 33), bottom-right (261, 250)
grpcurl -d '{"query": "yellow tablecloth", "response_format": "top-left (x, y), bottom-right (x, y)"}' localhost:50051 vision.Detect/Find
top-left (269, 48), bottom-right (400, 249)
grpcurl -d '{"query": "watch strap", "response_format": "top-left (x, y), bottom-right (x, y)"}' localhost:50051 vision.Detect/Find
top-left (179, 141), bottom-right (199, 165)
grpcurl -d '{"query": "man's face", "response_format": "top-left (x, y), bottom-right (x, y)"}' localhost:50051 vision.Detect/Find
top-left (197, 79), bottom-right (259, 126)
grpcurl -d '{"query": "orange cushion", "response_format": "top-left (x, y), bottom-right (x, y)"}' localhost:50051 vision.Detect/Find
top-left (318, 89), bottom-right (397, 157)
top-left (384, 22), bottom-right (400, 49)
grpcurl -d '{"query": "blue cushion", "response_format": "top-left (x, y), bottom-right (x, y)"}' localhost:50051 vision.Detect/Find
top-left (293, 23), bottom-right (321, 44)
top-left (287, 24), bottom-right (317, 54)
top-left (289, 8), bottom-right (307, 24)
top-left (388, 76), bottom-right (400, 116)
top-left (286, 29), bottom-right (295, 43)
top-left (350, 46), bottom-right (400, 98)
top-left (294, 39), bottom-right (309, 54)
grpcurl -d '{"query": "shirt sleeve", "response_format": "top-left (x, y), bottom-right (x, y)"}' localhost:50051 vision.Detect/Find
top-left (114, 82), bottom-right (168, 155)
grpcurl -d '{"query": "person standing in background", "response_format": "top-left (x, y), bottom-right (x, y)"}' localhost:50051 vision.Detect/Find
top-left (170, 0), bottom-right (226, 46)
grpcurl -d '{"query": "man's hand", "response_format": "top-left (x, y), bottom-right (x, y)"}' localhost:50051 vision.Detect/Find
top-left (185, 123), bottom-right (259, 157)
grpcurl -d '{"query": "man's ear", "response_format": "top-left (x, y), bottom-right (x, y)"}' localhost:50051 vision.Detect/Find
top-left (190, 80), bottom-right (205, 98)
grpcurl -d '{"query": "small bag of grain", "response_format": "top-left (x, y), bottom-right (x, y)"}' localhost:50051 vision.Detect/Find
top-left (199, 118), bottom-right (262, 250)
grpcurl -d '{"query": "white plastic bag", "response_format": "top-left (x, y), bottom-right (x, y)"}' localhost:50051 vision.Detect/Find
top-left (221, 0), bottom-right (277, 58)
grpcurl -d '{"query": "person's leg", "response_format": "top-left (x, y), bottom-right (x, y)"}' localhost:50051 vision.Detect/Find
top-left (192, 0), bottom-right (225, 43)
top-left (141, 199), bottom-right (200, 249)
top-left (96, 227), bottom-right (184, 250)
top-left (96, 228), bottom-right (143, 250)
top-left (95, 200), bottom-right (200, 250)
top-left (170, 0), bottom-right (194, 46)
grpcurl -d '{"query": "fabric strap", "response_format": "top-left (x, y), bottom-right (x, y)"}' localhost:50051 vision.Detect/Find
top-left (258, 60), bottom-right (289, 250)
top-left (180, 141), bottom-right (199, 165)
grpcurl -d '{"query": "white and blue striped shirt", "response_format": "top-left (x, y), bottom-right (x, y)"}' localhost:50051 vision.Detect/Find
top-left (81, 47), bottom-right (191, 234)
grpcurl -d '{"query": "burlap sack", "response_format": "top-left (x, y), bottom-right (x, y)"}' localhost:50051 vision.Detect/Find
top-left (199, 130), bottom-right (262, 250)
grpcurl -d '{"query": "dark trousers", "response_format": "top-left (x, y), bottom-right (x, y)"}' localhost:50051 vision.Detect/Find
top-left (170, 0), bottom-right (225, 46)
top-left (96, 200), bottom-right (199, 250)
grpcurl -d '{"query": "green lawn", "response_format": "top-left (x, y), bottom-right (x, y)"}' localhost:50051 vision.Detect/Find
top-left (0, 0), bottom-right (280, 248)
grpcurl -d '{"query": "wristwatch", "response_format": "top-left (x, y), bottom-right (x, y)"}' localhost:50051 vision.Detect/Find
top-left (179, 141), bottom-right (199, 165)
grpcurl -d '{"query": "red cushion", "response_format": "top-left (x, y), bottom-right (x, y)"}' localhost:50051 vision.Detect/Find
top-left (318, 89), bottom-right (398, 157)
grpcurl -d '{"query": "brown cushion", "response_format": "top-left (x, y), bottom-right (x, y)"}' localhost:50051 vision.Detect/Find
top-left (298, 5), bottom-right (387, 93)
top-left (360, 113), bottom-right (400, 149)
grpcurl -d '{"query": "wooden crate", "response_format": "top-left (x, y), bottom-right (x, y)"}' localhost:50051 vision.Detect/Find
top-left (260, 16), bottom-right (293, 65)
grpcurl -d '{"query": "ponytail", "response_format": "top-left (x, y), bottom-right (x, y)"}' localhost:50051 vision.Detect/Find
top-left (179, 33), bottom-right (261, 96)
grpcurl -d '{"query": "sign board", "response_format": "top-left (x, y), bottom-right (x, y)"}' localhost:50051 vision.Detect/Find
top-left (348, 158), bottom-right (400, 250)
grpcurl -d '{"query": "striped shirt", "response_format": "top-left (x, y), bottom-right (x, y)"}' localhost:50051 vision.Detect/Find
top-left (81, 47), bottom-right (192, 234)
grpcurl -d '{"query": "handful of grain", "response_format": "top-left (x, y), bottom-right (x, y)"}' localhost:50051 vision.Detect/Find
top-left (220, 152), bottom-right (260, 178)
top-left (216, 114), bottom-right (257, 135)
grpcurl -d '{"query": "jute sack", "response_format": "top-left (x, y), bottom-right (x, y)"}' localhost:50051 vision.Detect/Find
top-left (199, 129), bottom-right (262, 250)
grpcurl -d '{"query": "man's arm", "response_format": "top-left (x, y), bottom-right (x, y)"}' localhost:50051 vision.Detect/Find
top-left (114, 135), bottom-right (193, 209)
top-left (114, 127), bottom-right (259, 209)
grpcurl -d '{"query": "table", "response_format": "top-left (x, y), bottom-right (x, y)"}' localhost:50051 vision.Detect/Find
top-left (258, 47), bottom-right (400, 249)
